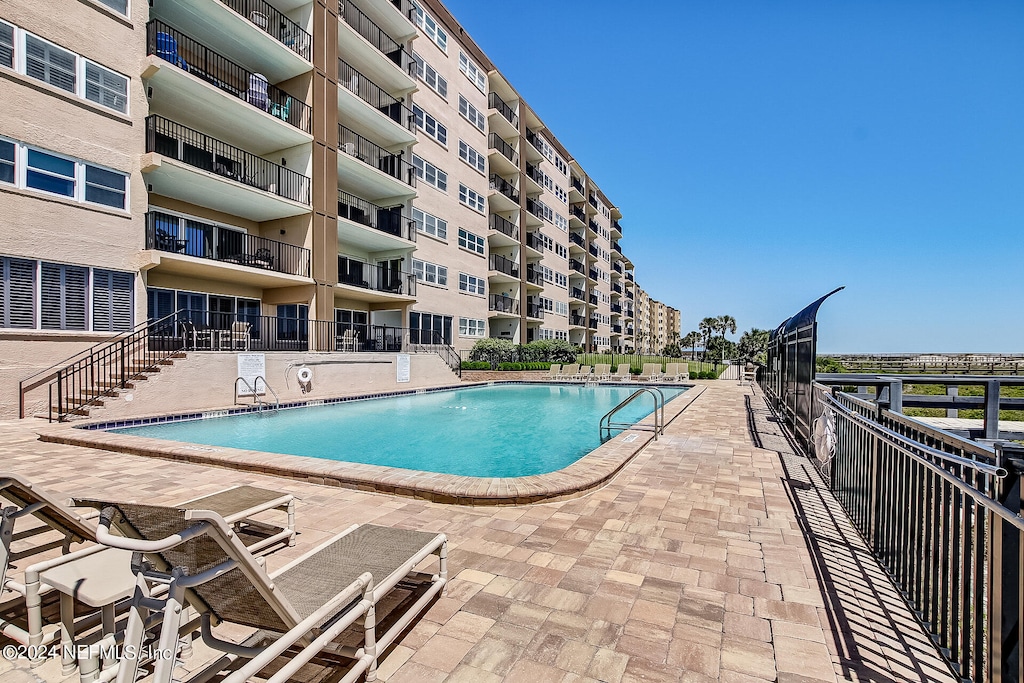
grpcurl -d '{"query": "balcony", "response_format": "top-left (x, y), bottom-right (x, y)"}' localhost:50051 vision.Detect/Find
top-left (489, 174), bottom-right (519, 207)
top-left (612, 241), bottom-right (621, 254)
top-left (612, 262), bottom-right (623, 274)
top-left (488, 133), bottom-right (519, 174)
top-left (144, 115), bottom-right (310, 220)
top-left (338, 59), bottom-right (415, 145)
top-left (337, 190), bottom-right (415, 249)
top-left (524, 129), bottom-right (544, 156)
top-left (151, 0), bottom-right (311, 85)
top-left (488, 213), bottom-right (519, 246)
top-left (570, 314), bottom-right (587, 328)
top-left (525, 232), bottom-right (545, 254)
top-left (625, 272), bottom-right (634, 282)
top-left (589, 319), bottom-right (599, 330)
top-left (612, 282), bottom-right (623, 294)
top-left (588, 193), bottom-right (598, 209)
top-left (570, 287), bottom-right (586, 302)
top-left (525, 265), bottom-right (543, 287)
top-left (526, 302), bottom-right (543, 320)
top-left (570, 205), bottom-right (586, 224)
top-left (570, 176), bottom-right (585, 197)
top-left (337, 255), bottom-right (415, 299)
top-left (339, 1), bottom-right (414, 76)
top-left (612, 220), bottom-right (622, 237)
top-left (588, 269), bottom-right (599, 282)
top-left (489, 294), bottom-right (520, 316)
top-left (338, 124), bottom-right (415, 197)
top-left (588, 244), bottom-right (599, 258)
top-left (146, 20), bottom-right (311, 143)
top-left (569, 259), bottom-right (585, 275)
top-left (589, 293), bottom-right (598, 306)
top-left (569, 232), bottom-right (585, 249)
top-left (145, 211), bottom-right (311, 285)
top-left (611, 302), bottom-right (622, 314)
top-left (488, 253), bottom-right (519, 281)
top-left (588, 219), bottom-right (600, 234)
top-left (626, 290), bottom-right (634, 300)
top-left (612, 324), bottom-right (623, 334)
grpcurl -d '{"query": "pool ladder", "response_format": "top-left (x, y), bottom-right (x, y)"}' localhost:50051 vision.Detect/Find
top-left (235, 375), bottom-right (280, 413)
top-left (599, 387), bottom-right (665, 442)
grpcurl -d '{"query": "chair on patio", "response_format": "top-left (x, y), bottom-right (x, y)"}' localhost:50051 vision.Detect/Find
top-left (228, 321), bottom-right (251, 351)
top-left (556, 363), bottom-right (579, 381)
top-left (154, 32), bottom-right (188, 70)
top-left (545, 364), bottom-right (562, 379)
top-left (575, 365), bottom-right (593, 381)
top-left (339, 328), bottom-right (359, 352)
top-left (0, 473), bottom-right (297, 674)
top-left (638, 363), bottom-right (664, 382)
top-left (592, 363), bottom-right (612, 381)
top-left (92, 501), bottom-right (447, 683)
top-left (662, 363), bottom-right (689, 382)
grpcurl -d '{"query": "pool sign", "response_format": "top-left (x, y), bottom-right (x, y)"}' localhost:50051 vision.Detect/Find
top-left (396, 354), bottom-right (411, 383)
top-left (237, 353), bottom-right (266, 395)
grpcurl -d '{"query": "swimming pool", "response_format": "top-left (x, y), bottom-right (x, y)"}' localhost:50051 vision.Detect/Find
top-left (109, 384), bottom-right (688, 478)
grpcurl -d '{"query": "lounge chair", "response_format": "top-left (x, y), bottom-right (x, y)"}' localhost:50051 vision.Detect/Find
top-left (592, 363), bottom-right (612, 381)
top-left (662, 363), bottom-right (689, 382)
top-left (545, 363), bottom-right (562, 379)
top-left (0, 473), bottom-right (296, 672)
top-left (92, 502), bottom-right (447, 683)
top-left (638, 363), bottom-right (664, 382)
top-left (575, 365), bottom-right (593, 381)
top-left (557, 363), bottom-right (579, 381)
top-left (609, 364), bottom-right (633, 382)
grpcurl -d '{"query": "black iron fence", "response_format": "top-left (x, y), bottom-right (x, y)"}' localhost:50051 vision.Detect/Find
top-left (570, 205), bottom-right (586, 222)
top-left (525, 232), bottom-right (544, 253)
top-left (337, 191), bottom-right (414, 241)
top-left (146, 211), bottom-right (311, 277)
top-left (488, 133), bottom-right (518, 165)
top-left (339, 125), bottom-right (414, 186)
top-left (571, 177), bottom-right (585, 195)
top-left (146, 116), bottom-right (311, 204)
top-left (147, 20), bottom-right (311, 133)
top-left (337, 256), bottom-right (415, 296)
top-left (488, 253), bottom-right (518, 277)
top-left (569, 259), bottom-right (585, 275)
top-left (488, 213), bottom-right (518, 240)
top-left (569, 232), bottom-right (585, 248)
top-left (489, 294), bottom-right (519, 315)
top-left (338, 59), bottom-right (414, 131)
top-left (221, 0), bottom-right (311, 60)
top-left (489, 174), bottom-right (519, 203)
top-left (338, 1), bottom-right (413, 73)
top-left (488, 91), bottom-right (518, 127)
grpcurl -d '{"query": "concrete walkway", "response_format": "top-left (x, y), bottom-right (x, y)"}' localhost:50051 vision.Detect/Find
top-left (1, 381), bottom-right (955, 682)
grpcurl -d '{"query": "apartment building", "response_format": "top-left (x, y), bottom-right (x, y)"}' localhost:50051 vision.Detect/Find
top-left (0, 0), bottom-right (676, 417)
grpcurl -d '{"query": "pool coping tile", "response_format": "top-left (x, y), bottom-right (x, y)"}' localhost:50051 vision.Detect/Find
top-left (35, 382), bottom-right (705, 506)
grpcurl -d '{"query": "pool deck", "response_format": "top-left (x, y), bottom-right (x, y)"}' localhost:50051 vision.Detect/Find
top-left (35, 381), bottom-right (706, 505)
top-left (1, 380), bottom-right (955, 683)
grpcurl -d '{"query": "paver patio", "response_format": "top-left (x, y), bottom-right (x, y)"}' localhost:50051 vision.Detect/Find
top-left (1, 380), bottom-right (955, 682)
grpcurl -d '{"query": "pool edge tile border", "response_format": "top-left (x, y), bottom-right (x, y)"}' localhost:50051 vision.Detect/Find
top-left (35, 382), bottom-right (706, 506)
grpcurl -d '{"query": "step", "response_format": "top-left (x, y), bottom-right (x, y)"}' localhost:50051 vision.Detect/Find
top-left (65, 396), bottom-right (104, 407)
top-left (88, 380), bottom-right (134, 389)
top-left (50, 406), bottom-right (91, 417)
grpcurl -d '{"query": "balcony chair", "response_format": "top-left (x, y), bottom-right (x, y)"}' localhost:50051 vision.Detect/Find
top-left (268, 96), bottom-right (291, 123)
top-left (91, 501), bottom-right (446, 683)
top-left (338, 328), bottom-right (359, 352)
top-left (249, 11), bottom-right (268, 29)
top-left (154, 228), bottom-right (187, 253)
top-left (247, 72), bottom-right (269, 111)
top-left (229, 321), bottom-right (251, 351)
top-left (249, 247), bottom-right (274, 270)
top-left (154, 32), bottom-right (188, 71)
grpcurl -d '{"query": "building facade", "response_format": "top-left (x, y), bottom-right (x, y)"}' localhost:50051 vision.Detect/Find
top-left (0, 0), bottom-right (678, 417)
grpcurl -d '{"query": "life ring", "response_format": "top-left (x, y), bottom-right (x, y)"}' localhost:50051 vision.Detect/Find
top-left (296, 367), bottom-right (313, 384)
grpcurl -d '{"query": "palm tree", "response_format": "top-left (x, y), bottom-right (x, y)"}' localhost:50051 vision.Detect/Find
top-left (698, 318), bottom-right (716, 362)
top-left (681, 331), bottom-right (700, 360)
top-left (716, 315), bottom-right (737, 364)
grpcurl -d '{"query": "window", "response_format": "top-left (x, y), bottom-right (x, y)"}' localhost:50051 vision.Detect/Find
top-left (0, 139), bottom-right (14, 185)
top-left (554, 214), bottom-right (568, 232)
top-left (0, 256), bottom-right (35, 328)
top-left (85, 62), bottom-right (128, 112)
top-left (92, 269), bottom-right (133, 332)
top-left (412, 52), bottom-right (447, 98)
top-left (554, 272), bottom-right (567, 288)
top-left (276, 304), bottom-right (308, 342)
top-left (0, 21), bottom-right (13, 69)
top-left (458, 95), bottom-right (485, 132)
top-left (412, 154), bottom-right (447, 191)
top-left (553, 186), bottom-right (567, 204)
top-left (11, 141), bottom-right (128, 209)
top-left (40, 262), bottom-right (87, 330)
top-left (458, 228), bottom-right (485, 255)
top-left (412, 104), bottom-right (447, 145)
top-left (412, 258), bottom-right (447, 286)
top-left (409, 311), bottom-right (452, 345)
top-left (459, 52), bottom-right (485, 92)
top-left (412, 1), bottom-right (447, 52)
top-left (555, 157), bottom-right (568, 175)
top-left (458, 140), bottom-right (485, 174)
top-left (95, 0), bottom-right (129, 15)
top-left (5, 25), bottom-right (129, 113)
top-left (555, 301), bottom-right (569, 316)
top-left (554, 243), bottom-right (568, 259)
top-left (458, 183), bottom-right (484, 213)
top-left (458, 273), bottom-right (485, 295)
top-left (25, 35), bottom-right (76, 93)
top-left (459, 317), bottom-right (485, 337)
top-left (411, 206), bottom-right (447, 240)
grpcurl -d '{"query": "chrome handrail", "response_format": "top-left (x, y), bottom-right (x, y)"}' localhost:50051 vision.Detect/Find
top-left (235, 375), bottom-right (279, 412)
top-left (599, 387), bottom-right (665, 441)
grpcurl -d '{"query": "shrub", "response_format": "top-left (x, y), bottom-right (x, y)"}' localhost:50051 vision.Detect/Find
top-left (460, 361), bottom-right (490, 370)
top-left (469, 338), bottom-right (517, 367)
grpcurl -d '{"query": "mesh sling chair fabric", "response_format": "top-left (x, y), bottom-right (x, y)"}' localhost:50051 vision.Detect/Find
top-left (94, 502), bottom-right (447, 683)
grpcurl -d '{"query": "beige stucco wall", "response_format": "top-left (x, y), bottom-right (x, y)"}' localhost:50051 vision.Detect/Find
top-left (72, 350), bottom-right (461, 421)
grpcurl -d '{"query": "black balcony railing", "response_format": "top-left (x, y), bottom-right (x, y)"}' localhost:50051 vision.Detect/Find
top-left (569, 259), bottom-right (585, 274)
top-left (588, 319), bottom-right (598, 330)
top-left (489, 174), bottom-right (519, 203)
top-left (338, 190), bottom-right (415, 241)
top-left (388, 0), bottom-right (414, 20)
top-left (570, 314), bottom-right (586, 327)
top-left (525, 198), bottom-right (544, 220)
top-left (339, 1), bottom-right (414, 74)
top-left (489, 294), bottom-right (519, 315)
top-left (612, 262), bottom-right (623, 274)
top-left (525, 265), bottom-right (543, 286)
top-left (147, 211), bottom-right (310, 277)
top-left (570, 205), bottom-right (586, 221)
top-left (611, 241), bottom-right (621, 253)
top-left (339, 59), bottom-right (414, 131)
top-left (571, 177), bottom-right (584, 195)
top-left (612, 283), bottom-right (623, 294)
top-left (338, 256), bottom-right (415, 295)
top-left (569, 232), bottom-right (585, 248)
top-left (339, 125), bottom-right (414, 186)
top-left (525, 163), bottom-right (544, 185)
top-left (588, 219), bottom-right (600, 232)
top-left (625, 272), bottom-right (634, 282)
top-left (146, 116), bottom-right (310, 204)
top-left (147, 20), bottom-right (311, 134)
top-left (588, 193), bottom-right (598, 209)
top-left (526, 303), bottom-right (543, 319)
top-left (488, 91), bottom-right (518, 128)
top-left (588, 244), bottom-right (599, 258)
top-left (570, 288), bottom-right (585, 301)
top-left (525, 232), bottom-right (544, 253)
top-left (221, 0), bottom-right (311, 60)
top-left (488, 133), bottom-right (518, 165)
top-left (589, 293), bottom-right (598, 305)
top-left (612, 324), bottom-right (622, 333)
top-left (525, 129), bottom-right (543, 152)
top-left (611, 303), bottom-right (622, 313)
top-left (612, 219), bottom-right (622, 233)
top-left (488, 213), bottom-right (519, 240)
top-left (589, 269), bottom-right (599, 281)
top-left (488, 253), bottom-right (518, 278)
top-left (626, 290), bottom-right (634, 300)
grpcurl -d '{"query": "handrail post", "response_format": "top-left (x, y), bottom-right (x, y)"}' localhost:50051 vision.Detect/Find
top-left (984, 379), bottom-right (1001, 440)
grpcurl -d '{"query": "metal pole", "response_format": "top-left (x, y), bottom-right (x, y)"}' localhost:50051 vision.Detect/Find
top-left (984, 380), bottom-right (1001, 440)
top-left (946, 385), bottom-right (959, 418)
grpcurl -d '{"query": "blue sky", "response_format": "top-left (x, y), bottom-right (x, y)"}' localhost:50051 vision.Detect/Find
top-left (441, 0), bottom-right (1024, 353)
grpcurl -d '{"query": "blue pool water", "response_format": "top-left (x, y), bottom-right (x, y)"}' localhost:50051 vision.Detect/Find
top-left (110, 384), bottom-right (687, 477)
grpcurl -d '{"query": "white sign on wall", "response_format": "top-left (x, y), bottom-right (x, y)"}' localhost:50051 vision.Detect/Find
top-left (396, 354), bottom-right (411, 383)
top-left (237, 354), bottom-right (266, 395)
